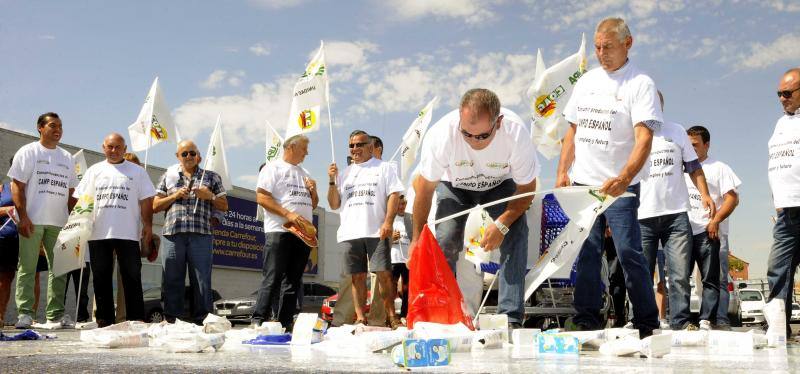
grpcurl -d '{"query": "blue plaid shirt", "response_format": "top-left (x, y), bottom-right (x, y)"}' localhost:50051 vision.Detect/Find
top-left (156, 166), bottom-right (226, 235)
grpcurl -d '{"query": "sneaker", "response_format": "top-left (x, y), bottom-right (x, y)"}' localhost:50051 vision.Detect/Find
top-left (659, 319), bottom-right (670, 330)
top-left (623, 321), bottom-right (635, 329)
top-left (389, 317), bottom-right (405, 330)
top-left (15, 314), bottom-right (33, 329)
top-left (699, 320), bottom-right (712, 331)
top-left (683, 323), bottom-right (699, 331)
top-left (58, 314), bottom-right (75, 328)
top-left (715, 323), bottom-right (732, 331)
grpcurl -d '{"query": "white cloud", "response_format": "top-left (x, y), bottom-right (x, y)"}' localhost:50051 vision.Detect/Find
top-left (757, 0), bottom-right (800, 12)
top-left (200, 70), bottom-right (246, 89)
top-left (248, 0), bottom-right (306, 9)
top-left (174, 77), bottom-right (295, 148)
top-left (249, 43), bottom-right (270, 56)
top-left (383, 0), bottom-right (502, 25)
top-left (731, 33), bottom-right (800, 71)
top-left (39, 35), bottom-right (56, 40)
top-left (320, 41), bottom-right (379, 67)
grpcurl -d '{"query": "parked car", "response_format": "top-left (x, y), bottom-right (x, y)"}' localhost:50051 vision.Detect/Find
top-left (791, 303), bottom-right (800, 324)
top-left (738, 288), bottom-right (766, 326)
top-left (689, 274), bottom-right (744, 326)
top-left (143, 286), bottom-right (223, 323)
top-left (320, 291), bottom-right (402, 322)
top-left (214, 282), bottom-right (337, 324)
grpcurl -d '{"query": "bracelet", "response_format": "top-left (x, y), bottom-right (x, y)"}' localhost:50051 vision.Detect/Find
top-left (329, 181), bottom-right (335, 186)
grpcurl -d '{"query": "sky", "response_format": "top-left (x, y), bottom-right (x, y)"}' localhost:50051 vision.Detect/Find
top-left (2, 0), bottom-right (799, 278)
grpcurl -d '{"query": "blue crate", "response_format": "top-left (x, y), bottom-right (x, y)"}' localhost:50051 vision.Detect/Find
top-left (540, 193), bottom-right (577, 287)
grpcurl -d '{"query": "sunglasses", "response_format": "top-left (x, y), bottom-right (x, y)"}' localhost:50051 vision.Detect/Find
top-left (459, 116), bottom-right (499, 141)
top-left (778, 87), bottom-right (800, 99)
top-left (349, 142), bottom-right (368, 149)
top-left (180, 151), bottom-right (198, 157)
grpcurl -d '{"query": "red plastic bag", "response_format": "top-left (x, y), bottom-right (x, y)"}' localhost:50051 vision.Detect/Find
top-left (407, 225), bottom-right (475, 330)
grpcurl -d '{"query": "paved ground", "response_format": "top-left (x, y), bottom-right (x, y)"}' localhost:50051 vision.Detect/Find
top-left (2, 325), bottom-right (800, 373)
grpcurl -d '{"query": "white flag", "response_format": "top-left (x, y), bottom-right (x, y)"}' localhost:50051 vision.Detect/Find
top-left (527, 35), bottom-right (587, 159)
top-left (522, 187), bottom-right (629, 300)
top-left (285, 41), bottom-right (328, 139)
top-left (127, 77), bottom-right (178, 152)
top-left (398, 97), bottom-right (438, 182)
top-left (52, 174), bottom-right (95, 277)
top-left (265, 120), bottom-right (284, 164)
top-left (204, 115), bottom-right (233, 190)
top-left (72, 149), bottom-right (87, 182)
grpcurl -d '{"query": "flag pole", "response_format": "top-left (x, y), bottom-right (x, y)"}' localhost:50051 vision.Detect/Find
top-left (388, 141), bottom-right (404, 163)
top-left (143, 125), bottom-right (152, 171)
top-left (193, 115), bottom-right (219, 214)
top-left (325, 81), bottom-right (335, 163)
top-left (75, 247), bottom-right (85, 323)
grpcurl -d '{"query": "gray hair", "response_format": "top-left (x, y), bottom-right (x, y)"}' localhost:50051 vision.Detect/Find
top-left (596, 17), bottom-right (631, 43)
top-left (460, 88), bottom-right (501, 119)
top-left (283, 134), bottom-right (309, 149)
top-left (349, 130), bottom-right (369, 139)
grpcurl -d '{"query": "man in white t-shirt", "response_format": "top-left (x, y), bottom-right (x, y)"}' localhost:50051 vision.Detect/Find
top-left (639, 92), bottom-right (716, 330)
top-left (684, 126), bottom-right (741, 331)
top-left (557, 17), bottom-right (660, 336)
top-left (766, 67), bottom-right (800, 338)
top-left (7, 112), bottom-right (78, 329)
top-left (74, 133), bottom-right (155, 327)
top-left (250, 135), bottom-right (318, 328)
top-left (390, 195), bottom-right (411, 318)
top-left (410, 88), bottom-right (540, 329)
top-left (328, 130), bottom-right (404, 328)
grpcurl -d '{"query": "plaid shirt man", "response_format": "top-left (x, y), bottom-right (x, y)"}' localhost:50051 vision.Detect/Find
top-left (156, 166), bottom-right (226, 235)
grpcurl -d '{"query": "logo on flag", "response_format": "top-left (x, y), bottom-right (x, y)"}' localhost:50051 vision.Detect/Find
top-left (298, 109), bottom-right (316, 130)
top-left (150, 117), bottom-right (169, 141)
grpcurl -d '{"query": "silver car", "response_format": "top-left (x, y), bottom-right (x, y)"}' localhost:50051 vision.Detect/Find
top-left (214, 282), bottom-right (337, 324)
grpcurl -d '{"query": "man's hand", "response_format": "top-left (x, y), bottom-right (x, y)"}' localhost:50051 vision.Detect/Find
top-left (286, 211), bottom-right (302, 224)
top-left (173, 187), bottom-right (190, 200)
top-left (479, 223), bottom-right (505, 252)
top-left (141, 225), bottom-right (153, 249)
top-left (194, 186), bottom-right (215, 200)
top-left (379, 222), bottom-right (393, 240)
top-left (599, 175), bottom-right (631, 197)
top-left (555, 172), bottom-right (571, 188)
top-left (707, 220), bottom-right (719, 240)
top-left (701, 195), bottom-right (716, 221)
top-left (17, 215), bottom-right (33, 238)
top-left (304, 178), bottom-right (317, 194)
top-left (327, 163), bottom-right (338, 181)
top-left (392, 229), bottom-right (400, 243)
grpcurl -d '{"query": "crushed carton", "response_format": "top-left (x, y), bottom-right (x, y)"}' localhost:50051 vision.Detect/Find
top-left (599, 333), bottom-right (670, 358)
top-left (392, 339), bottom-right (450, 368)
top-left (708, 330), bottom-right (768, 353)
top-left (537, 333), bottom-right (580, 355)
top-left (80, 321), bottom-right (149, 348)
top-left (202, 314), bottom-right (232, 334)
top-left (511, 329), bottom-right (541, 346)
top-left (477, 314), bottom-right (509, 342)
top-left (291, 313), bottom-right (327, 345)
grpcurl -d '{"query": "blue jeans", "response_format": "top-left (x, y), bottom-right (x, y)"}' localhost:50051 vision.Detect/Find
top-left (767, 207), bottom-right (800, 336)
top-left (435, 179), bottom-right (528, 323)
top-left (640, 212), bottom-right (693, 329)
top-left (162, 233), bottom-right (214, 321)
top-left (717, 234), bottom-right (731, 325)
top-left (691, 232), bottom-right (720, 323)
top-left (573, 184), bottom-right (659, 332)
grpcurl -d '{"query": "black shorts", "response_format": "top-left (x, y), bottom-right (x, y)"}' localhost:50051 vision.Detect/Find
top-left (0, 236), bottom-right (19, 273)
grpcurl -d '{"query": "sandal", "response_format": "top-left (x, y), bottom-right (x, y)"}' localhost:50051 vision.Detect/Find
top-left (354, 319), bottom-right (368, 326)
top-left (389, 317), bottom-right (405, 330)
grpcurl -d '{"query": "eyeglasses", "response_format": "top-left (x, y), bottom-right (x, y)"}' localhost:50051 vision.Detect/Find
top-left (349, 142), bottom-right (368, 149)
top-left (778, 87), bottom-right (800, 99)
top-left (459, 116), bottom-right (499, 141)
top-left (180, 151), bottom-right (198, 157)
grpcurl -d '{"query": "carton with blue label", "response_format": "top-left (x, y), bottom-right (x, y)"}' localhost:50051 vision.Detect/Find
top-left (537, 333), bottom-right (581, 355)
top-left (392, 338), bottom-right (451, 367)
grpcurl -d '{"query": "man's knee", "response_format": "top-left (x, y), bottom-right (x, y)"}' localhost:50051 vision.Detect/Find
top-left (351, 273), bottom-right (367, 283)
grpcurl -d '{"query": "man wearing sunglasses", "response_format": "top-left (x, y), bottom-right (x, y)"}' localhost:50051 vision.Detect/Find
top-left (766, 67), bottom-right (800, 339)
top-left (328, 130), bottom-right (405, 328)
top-left (556, 17), bottom-right (660, 337)
top-left (154, 140), bottom-right (228, 324)
top-left (410, 88), bottom-right (540, 329)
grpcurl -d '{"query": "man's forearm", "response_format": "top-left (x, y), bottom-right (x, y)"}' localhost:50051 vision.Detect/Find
top-left (497, 179), bottom-right (536, 227)
top-left (327, 187), bottom-right (340, 210)
top-left (556, 124), bottom-right (577, 177)
top-left (384, 193), bottom-right (399, 226)
top-left (212, 195), bottom-right (228, 211)
top-left (618, 125), bottom-right (653, 182)
top-left (712, 193), bottom-right (739, 224)
top-left (140, 197), bottom-right (154, 226)
top-left (689, 168), bottom-right (711, 197)
top-left (10, 180), bottom-right (28, 219)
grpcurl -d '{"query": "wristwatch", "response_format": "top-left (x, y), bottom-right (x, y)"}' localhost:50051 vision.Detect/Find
top-left (494, 219), bottom-right (509, 235)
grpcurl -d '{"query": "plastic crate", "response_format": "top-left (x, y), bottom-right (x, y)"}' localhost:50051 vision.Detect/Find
top-left (540, 194), bottom-right (577, 287)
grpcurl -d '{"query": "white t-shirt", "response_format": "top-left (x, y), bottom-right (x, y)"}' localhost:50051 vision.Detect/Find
top-left (563, 61), bottom-right (664, 186)
top-left (256, 159), bottom-right (314, 233)
top-left (417, 107), bottom-right (540, 191)
top-left (7, 142), bottom-right (78, 226)
top-left (768, 114), bottom-right (800, 208)
top-left (638, 122), bottom-right (698, 219)
top-left (75, 160), bottom-right (156, 241)
top-left (684, 158), bottom-right (741, 235)
top-left (390, 215), bottom-right (410, 264)
top-left (336, 158), bottom-right (405, 242)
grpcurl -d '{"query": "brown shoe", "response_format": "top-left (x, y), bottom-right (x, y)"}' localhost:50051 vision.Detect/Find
top-left (389, 317), bottom-right (405, 330)
top-left (354, 319), bottom-right (368, 326)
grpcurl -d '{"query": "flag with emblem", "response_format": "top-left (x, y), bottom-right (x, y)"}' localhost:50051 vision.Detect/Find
top-left (397, 97), bottom-right (438, 182)
top-left (72, 149), bottom-right (87, 182)
top-left (527, 35), bottom-right (587, 159)
top-left (204, 115), bottom-right (233, 190)
top-left (51, 173), bottom-right (96, 277)
top-left (285, 41), bottom-right (328, 138)
top-left (265, 120), bottom-right (284, 164)
top-left (128, 77), bottom-right (179, 152)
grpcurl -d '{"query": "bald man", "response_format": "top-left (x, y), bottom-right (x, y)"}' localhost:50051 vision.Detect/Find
top-left (74, 133), bottom-right (155, 326)
top-left (766, 67), bottom-right (800, 338)
top-left (154, 140), bottom-right (228, 323)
